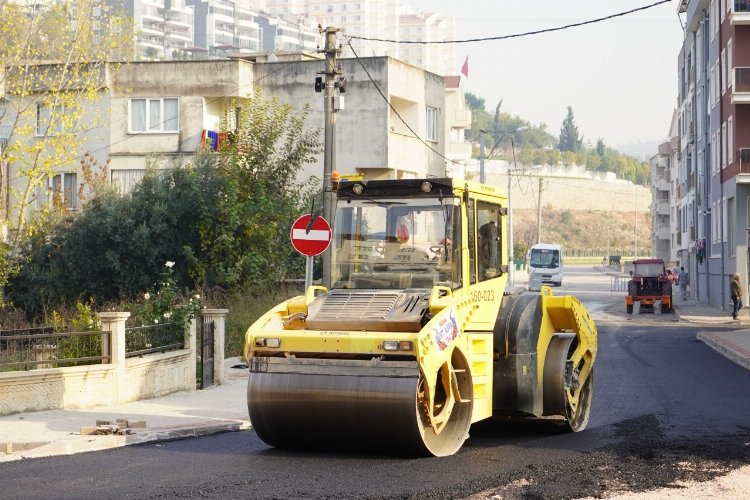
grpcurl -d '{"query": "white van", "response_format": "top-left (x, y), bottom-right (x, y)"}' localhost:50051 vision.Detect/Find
top-left (527, 243), bottom-right (564, 287)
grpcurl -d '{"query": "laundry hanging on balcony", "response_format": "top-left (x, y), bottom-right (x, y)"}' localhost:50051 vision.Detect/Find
top-left (200, 130), bottom-right (229, 151)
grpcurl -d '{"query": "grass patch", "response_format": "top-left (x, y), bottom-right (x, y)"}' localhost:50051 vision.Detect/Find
top-left (224, 288), bottom-right (300, 358)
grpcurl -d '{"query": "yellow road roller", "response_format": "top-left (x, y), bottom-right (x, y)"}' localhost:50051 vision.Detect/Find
top-left (244, 178), bottom-right (597, 457)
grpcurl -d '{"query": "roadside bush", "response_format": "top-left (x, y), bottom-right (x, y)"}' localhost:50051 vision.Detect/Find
top-left (122, 261), bottom-right (203, 333)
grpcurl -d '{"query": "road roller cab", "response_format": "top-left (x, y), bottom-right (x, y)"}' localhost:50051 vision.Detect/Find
top-left (244, 178), bottom-right (597, 457)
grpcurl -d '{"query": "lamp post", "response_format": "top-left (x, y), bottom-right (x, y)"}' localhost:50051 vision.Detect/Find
top-left (479, 130), bottom-right (486, 183)
top-left (503, 127), bottom-right (529, 288)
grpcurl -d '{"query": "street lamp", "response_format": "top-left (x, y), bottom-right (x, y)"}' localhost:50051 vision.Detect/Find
top-left (502, 127), bottom-right (529, 288)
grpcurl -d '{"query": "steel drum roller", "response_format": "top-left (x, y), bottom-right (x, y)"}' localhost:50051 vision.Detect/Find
top-left (247, 357), bottom-right (472, 456)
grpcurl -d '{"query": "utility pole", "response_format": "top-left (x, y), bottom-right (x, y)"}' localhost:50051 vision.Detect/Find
top-left (536, 177), bottom-right (544, 244)
top-left (320, 26), bottom-right (343, 289)
top-left (634, 184), bottom-right (638, 259)
top-left (479, 130), bottom-right (486, 183)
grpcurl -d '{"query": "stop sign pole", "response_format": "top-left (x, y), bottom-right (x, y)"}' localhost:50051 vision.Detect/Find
top-left (290, 213), bottom-right (332, 290)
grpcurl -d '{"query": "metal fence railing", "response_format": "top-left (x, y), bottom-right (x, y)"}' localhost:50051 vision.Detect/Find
top-left (125, 323), bottom-right (184, 358)
top-left (0, 327), bottom-right (111, 370)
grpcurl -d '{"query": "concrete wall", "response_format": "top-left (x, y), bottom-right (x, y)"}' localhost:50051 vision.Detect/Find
top-left (108, 60), bottom-right (254, 170)
top-left (259, 56), bottom-right (446, 181)
top-left (0, 310), bottom-right (228, 416)
top-left (480, 162), bottom-right (652, 213)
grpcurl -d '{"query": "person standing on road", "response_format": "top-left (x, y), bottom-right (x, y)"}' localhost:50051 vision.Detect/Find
top-left (731, 273), bottom-right (744, 320)
top-left (678, 266), bottom-right (689, 300)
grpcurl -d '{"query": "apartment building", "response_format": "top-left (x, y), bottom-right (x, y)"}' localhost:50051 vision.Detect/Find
top-left (398, 9), bottom-right (456, 77)
top-left (443, 75), bottom-right (472, 178)
top-left (0, 55), bottom-right (453, 222)
top-left (267, 0), bottom-right (401, 59)
top-left (116, 0), bottom-right (196, 60)
top-left (650, 141), bottom-right (673, 263)
top-left (675, 0), bottom-right (750, 308)
top-left (247, 53), bottom-right (448, 180)
top-left (110, 0), bottom-right (319, 60)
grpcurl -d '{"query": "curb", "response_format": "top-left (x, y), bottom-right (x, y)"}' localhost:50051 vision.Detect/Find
top-left (697, 331), bottom-right (750, 372)
top-left (0, 419), bottom-right (251, 462)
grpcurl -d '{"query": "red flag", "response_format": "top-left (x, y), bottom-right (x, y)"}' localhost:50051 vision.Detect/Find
top-left (461, 55), bottom-right (469, 78)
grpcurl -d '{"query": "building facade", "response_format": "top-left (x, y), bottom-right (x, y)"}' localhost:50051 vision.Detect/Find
top-left (1, 55), bottom-right (454, 222)
top-left (674, 0), bottom-right (750, 309)
top-left (267, 0), bottom-right (402, 60)
top-left (398, 9), bottom-right (456, 77)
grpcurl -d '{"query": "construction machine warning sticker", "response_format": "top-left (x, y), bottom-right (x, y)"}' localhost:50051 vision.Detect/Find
top-left (433, 309), bottom-right (459, 351)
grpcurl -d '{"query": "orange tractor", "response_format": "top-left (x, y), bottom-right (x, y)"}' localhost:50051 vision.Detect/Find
top-left (625, 258), bottom-right (673, 314)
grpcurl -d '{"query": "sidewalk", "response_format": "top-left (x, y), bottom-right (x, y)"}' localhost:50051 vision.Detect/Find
top-left (0, 358), bottom-right (251, 463)
top-left (673, 296), bottom-right (750, 373)
top-left (1, 289), bottom-right (749, 463)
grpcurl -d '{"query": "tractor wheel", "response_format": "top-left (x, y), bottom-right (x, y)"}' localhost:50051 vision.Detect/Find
top-left (626, 304), bottom-right (634, 314)
top-left (627, 281), bottom-right (638, 297)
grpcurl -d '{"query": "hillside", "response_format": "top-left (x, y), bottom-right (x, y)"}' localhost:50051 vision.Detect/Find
top-left (514, 208), bottom-right (652, 259)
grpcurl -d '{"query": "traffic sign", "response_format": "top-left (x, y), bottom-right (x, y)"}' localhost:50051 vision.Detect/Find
top-left (290, 213), bottom-right (332, 257)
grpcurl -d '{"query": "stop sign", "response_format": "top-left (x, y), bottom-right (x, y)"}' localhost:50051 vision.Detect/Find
top-left (290, 213), bottom-right (332, 257)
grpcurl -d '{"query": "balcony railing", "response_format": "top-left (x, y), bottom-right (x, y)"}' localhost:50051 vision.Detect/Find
top-left (733, 68), bottom-right (750, 103)
top-left (739, 148), bottom-right (750, 174)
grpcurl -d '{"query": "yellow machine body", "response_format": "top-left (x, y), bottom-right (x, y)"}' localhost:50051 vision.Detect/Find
top-left (244, 178), bottom-right (597, 456)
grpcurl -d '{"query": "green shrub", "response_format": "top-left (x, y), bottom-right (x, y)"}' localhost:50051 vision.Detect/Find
top-left (224, 288), bottom-right (299, 358)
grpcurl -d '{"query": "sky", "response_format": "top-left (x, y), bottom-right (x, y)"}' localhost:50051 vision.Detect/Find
top-left (407, 0), bottom-right (685, 155)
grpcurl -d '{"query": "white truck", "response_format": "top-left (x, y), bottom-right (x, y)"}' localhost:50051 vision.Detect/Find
top-left (528, 243), bottom-right (564, 289)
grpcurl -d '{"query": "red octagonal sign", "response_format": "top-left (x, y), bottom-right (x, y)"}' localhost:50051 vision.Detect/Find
top-left (290, 213), bottom-right (332, 257)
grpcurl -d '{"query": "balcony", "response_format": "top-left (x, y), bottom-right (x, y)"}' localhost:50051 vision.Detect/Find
top-left (732, 1), bottom-right (750, 24)
top-left (732, 67), bottom-right (750, 104)
top-left (451, 108), bottom-right (471, 129)
top-left (739, 148), bottom-right (750, 177)
top-left (656, 200), bottom-right (670, 216)
top-left (656, 226), bottom-right (671, 241)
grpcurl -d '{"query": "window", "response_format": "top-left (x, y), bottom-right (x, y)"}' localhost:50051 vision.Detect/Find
top-left (35, 103), bottom-right (64, 136)
top-left (426, 106), bottom-right (437, 141)
top-left (712, 132), bottom-right (717, 174)
top-left (723, 196), bottom-right (728, 242)
top-left (721, 49), bottom-right (726, 93)
top-left (467, 198), bottom-right (475, 284)
top-left (129, 98), bottom-right (179, 133)
top-left (712, 201), bottom-right (717, 244)
top-left (728, 115), bottom-right (734, 164)
top-left (728, 197), bottom-right (735, 255)
top-left (722, 121), bottom-right (727, 168)
top-left (710, 64), bottom-right (716, 107)
top-left (728, 38), bottom-right (733, 92)
top-left (476, 202), bottom-right (503, 283)
top-left (50, 172), bottom-right (77, 210)
top-left (111, 169), bottom-right (145, 194)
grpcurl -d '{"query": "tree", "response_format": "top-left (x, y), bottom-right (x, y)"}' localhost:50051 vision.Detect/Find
top-left (464, 92), bottom-right (486, 111)
top-left (596, 138), bottom-right (606, 157)
top-left (0, 0), bottom-right (134, 289)
top-left (558, 106), bottom-right (583, 152)
top-left (9, 88), bottom-right (323, 315)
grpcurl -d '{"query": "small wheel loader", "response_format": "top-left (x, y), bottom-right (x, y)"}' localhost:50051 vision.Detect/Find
top-left (244, 178), bottom-right (597, 456)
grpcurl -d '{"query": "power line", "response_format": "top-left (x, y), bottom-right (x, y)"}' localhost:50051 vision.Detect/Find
top-left (349, 0), bottom-right (672, 45)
